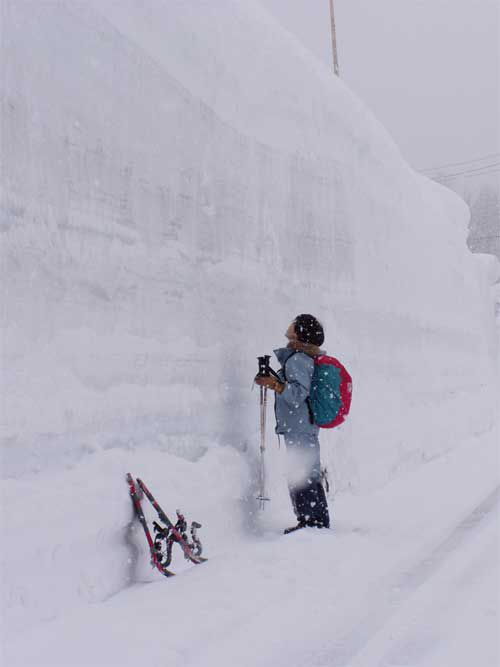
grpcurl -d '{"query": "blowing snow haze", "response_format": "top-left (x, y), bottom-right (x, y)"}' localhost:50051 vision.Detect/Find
top-left (261, 0), bottom-right (499, 170)
top-left (262, 0), bottom-right (500, 262)
top-left (1, 2), bottom-right (499, 666)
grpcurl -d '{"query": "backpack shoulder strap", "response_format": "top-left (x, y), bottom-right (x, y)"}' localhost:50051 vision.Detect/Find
top-left (282, 350), bottom-right (299, 381)
top-left (283, 351), bottom-right (315, 425)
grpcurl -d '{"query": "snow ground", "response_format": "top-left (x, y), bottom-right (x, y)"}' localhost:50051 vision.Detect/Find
top-left (3, 431), bottom-right (498, 667)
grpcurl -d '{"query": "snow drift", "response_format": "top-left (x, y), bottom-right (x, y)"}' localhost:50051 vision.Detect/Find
top-left (1, 0), bottom-right (498, 637)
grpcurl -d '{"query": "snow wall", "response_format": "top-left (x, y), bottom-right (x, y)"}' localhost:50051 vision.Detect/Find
top-left (1, 0), bottom-right (498, 633)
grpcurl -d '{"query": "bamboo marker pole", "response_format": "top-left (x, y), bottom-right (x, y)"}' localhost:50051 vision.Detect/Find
top-left (329, 0), bottom-right (340, 76)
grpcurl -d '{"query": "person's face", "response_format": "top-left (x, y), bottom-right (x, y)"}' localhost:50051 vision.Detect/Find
top-left (285, 322), bottom-right (297, 342)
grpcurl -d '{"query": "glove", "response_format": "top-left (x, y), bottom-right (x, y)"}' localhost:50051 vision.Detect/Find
top-left (254, 375), bottom-right (285, 394)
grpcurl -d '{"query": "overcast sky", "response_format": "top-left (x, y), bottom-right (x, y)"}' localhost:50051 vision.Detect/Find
top-left (260, 0), bottom-right (499, 180)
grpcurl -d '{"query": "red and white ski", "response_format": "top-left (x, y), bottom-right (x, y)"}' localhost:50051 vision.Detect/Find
top-left (126, 473), bottom-right (175, 577)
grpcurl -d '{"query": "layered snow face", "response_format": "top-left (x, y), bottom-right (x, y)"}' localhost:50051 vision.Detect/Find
top-left (2, 0), bottom-right (497, 481)
top-left (1, 0), bottom-right (498, 634)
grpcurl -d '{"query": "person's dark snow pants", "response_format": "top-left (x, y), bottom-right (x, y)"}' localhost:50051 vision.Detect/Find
top-left (284, 432), bottom-right (330, 527)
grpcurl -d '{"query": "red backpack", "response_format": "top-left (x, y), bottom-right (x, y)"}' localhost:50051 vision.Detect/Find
top-left (309, 355), bottom-right (353, 428)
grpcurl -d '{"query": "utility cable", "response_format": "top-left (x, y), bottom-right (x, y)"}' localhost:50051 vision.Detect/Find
top-left (421, 152), bottom-right (500, 173)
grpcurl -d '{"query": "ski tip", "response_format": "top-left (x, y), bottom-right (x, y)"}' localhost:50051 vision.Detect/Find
top-left (187, 556), bottom-right (208, 565)
top-left (161, 568), bottom-right (176, 578)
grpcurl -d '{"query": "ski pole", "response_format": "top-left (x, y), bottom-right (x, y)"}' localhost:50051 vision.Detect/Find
top-left (256, 356), bottom-right (271, 509)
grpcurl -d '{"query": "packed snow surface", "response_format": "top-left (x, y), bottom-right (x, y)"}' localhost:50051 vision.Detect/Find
top-left (3, 435), bottom-right (499, 666)
top-left (1, 1), bottom-right (498, 665)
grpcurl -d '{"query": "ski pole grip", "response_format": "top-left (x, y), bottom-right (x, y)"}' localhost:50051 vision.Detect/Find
top-left (257, 355), bottom-right (271, 377)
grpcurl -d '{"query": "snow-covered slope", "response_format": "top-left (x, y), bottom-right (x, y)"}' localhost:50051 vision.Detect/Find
top-left (1, 0), bottom-right (498, 647)
top-left (4, 436), bottom-right (499, 667)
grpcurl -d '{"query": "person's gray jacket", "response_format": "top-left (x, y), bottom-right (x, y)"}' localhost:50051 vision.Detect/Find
top-left (273, 347), bottom-right (320, 437)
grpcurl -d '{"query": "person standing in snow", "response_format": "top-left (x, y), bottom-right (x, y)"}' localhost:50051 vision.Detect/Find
top-left (254, 314), bottom-right (330, 534)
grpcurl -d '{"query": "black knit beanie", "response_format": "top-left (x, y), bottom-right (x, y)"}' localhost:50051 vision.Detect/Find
top-left (293, 314), bottom-right (325, 346)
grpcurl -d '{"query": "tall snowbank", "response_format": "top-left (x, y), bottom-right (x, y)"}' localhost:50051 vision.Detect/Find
top-left (1, 0), bottom-right (498, 632)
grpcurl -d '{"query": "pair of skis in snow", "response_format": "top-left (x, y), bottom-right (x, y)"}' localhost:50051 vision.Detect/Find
top-left (126, 473), bottom-right (206, 578)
